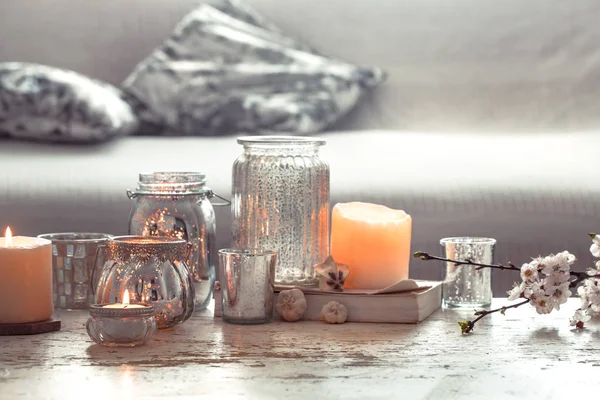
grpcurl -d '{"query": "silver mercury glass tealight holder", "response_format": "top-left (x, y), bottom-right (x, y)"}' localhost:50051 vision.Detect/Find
top-left (218, 248), bottom-right (277, 324)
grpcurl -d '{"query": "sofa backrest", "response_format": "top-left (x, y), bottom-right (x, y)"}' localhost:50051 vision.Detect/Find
top-left (1, 0), bottom-right (598, 132)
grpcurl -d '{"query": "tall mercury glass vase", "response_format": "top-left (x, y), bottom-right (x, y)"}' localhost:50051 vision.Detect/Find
top-left (232, 136), bottom-right (330, 287)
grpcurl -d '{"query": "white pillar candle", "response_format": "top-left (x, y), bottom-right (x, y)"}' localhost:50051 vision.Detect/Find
top-left (0, 227), bottom-right (53, 324)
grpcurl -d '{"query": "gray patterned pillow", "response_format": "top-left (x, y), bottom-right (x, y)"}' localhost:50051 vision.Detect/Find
top-left (0, 63), bottom-right (138, 143)
top-left (122, 0), bottom-right (385, 136)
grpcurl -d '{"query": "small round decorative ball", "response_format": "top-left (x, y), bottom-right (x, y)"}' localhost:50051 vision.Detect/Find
top-left (275, 288), bottom-right (307, 322)
top-left (320, 301), bottom-right (348, 324)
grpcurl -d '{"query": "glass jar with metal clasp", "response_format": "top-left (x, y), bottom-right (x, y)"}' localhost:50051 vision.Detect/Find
top-left (127, 172), bottom-right (230, 310)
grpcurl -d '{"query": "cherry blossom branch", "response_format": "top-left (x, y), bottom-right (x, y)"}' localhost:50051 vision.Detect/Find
top-left (570, 271), bottom-right (600, 289)
top-left (413, 251), bottom-right (520, 272)
top-left (413, 251), bottom-right (598, 289)
top-left (458, 299), bottom-right (529, 334)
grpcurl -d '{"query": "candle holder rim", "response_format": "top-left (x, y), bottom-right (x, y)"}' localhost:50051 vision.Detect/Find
top-left (219, 248), bottom-right (276, 257)
top-left (37, 232), bottom-right (113, 242)
top-left (89, 303), bottom-right (154, 317)
top-left (108, 235), bottom-right (187, 246)
top-left (237, 135), bottom-right (326, 146)
top-left (439, 237), bottom-right (497, 245)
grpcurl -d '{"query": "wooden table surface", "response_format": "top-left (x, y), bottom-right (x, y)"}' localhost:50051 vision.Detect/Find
top-left (1, 299), bottom-right (599, 400)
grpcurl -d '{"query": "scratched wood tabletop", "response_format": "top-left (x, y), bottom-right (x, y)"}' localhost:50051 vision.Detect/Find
top-left (1, 299), bottom-right (599, 400)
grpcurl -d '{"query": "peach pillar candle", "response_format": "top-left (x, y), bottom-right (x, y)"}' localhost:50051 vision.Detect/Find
top-left (330, 202), bottom-right (412, 290)
top-left (0, 227), bottom-right (53, 324)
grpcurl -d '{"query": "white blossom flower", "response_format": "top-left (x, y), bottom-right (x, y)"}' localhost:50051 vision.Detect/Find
top-left (547, 282), bottom-right (571, 310)
top-left (530, 295), bottom-right (554, 314)
top-left (507, 282), bottom-right (525, 301)
top-left (570, 309), bottom-right (591, 327)
top-left (591, 235), bottom-right (600, 258)
top-left (578, 279), bottom-right (600, 312)
top-left (562, 251), bottom-right (577, 264)
top-left (588, 260), bottom-right (600, 276)
top-left (520, 263), bottom-right (538, 282)
top-left (586, 266), bottom-right (599, 276)
top-left (540, 252), bottom-right (574, 275)
top-left (524, 282), bottom-right (544, 300)
top-left (543, 271), bottom-right (570, 288)
top-left (528, 258), bottom-right (540, 271)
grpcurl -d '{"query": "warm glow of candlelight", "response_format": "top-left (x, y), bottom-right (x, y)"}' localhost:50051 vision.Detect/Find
top-left (5, 227), bottom-right (12, 246)
top-left (123, 289), bottom-right (130, 306)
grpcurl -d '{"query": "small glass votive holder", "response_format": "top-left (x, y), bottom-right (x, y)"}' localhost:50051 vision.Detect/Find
top-left (218, 248), bottom-right (276, 324)
top-left (37, 232), bottom-right (112, 309)
top-left (86, 304), bottom-right (157, 347)
top-left (440, 237), bottom-right (495, 309)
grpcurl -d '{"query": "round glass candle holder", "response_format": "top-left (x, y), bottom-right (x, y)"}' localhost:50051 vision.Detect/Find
top-left (86, 304), bottom-right (157, 347)
top-left (94, 236), bottom-right (195, 329)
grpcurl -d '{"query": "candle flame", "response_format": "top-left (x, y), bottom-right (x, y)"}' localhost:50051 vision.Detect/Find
top-left (123, 289), bottom-right (130, 306)
top-left (5, 227), bottom-right (12, 246)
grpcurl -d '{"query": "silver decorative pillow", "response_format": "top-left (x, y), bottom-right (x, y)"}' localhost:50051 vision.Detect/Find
top-left (0, 63), bottom-right (138, 143)
top-left (123, 0), bottom-right (385, 136)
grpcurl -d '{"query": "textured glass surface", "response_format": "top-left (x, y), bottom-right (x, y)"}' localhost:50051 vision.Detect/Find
top-left (128, 172), bottom-right (217, 311)
top-left (231, 137), bottom-right (330, 286)
top-left (94, 236), bottom-right (195, 329)
top-left (440, 237), bottom-right (495, 308)
top-left (38, 233), bottom-right (112, 310)
top-left (218, 248), bottom-right (276, 324)
top-left (86, 306), bottom-right (157, 347)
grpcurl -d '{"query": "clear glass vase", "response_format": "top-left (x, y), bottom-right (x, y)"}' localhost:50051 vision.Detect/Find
top-left (231, 136), bottom-right (330, 286)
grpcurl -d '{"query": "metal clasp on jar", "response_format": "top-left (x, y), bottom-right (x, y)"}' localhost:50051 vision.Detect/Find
top-left (126, 189), bottom-right (231, 206)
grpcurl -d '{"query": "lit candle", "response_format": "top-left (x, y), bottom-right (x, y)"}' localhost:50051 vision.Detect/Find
top-left (330, 202), bottom-right (412, 289)
top-left (0, 227), bottom-right (53, 324)
top-left (103, 289), bottom-right (145, 309)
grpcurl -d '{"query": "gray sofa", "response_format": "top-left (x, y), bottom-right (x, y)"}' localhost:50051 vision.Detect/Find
top-left (2, 0), bottom-right (599, 294)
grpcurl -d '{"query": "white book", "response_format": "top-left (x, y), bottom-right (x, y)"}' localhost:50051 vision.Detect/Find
top-left (214, 280), bottom-right (442, 324)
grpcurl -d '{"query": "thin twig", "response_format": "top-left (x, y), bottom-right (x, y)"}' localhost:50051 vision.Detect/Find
top-left (413, 251), bottom-right (520, 272)
top-left (570, 271), bottom-right (600, 290)
top-left (459, 299), bottom-right (530, 334)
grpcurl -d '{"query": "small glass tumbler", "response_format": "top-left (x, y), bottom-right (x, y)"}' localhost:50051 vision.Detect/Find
top-left (440, 237), bottom-right (495, 308)
top-left (37, 232), bottom-right (112, 309)
top-left (218, 248), bottom-right (276, 324)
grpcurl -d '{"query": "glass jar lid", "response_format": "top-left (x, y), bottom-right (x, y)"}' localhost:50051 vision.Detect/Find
top-left (134, 172), bottom-right (208, 195)
top-left (237, 136), bottom-right (326, 147)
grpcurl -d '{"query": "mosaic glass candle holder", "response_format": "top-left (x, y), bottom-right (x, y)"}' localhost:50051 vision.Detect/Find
top-left (86, 303), bottom-right (157, 347)
top-left (37, 233), bottom-right (112, 309)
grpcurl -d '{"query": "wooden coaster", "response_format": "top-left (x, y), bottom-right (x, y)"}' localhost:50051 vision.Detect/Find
top-left (0, 317), bottom-right (61, 336)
